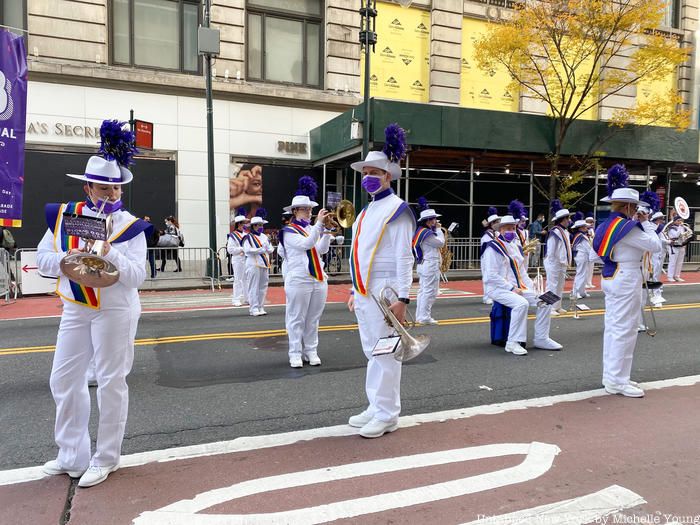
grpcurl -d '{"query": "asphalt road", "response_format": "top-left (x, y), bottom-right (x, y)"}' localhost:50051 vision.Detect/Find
top-left (1, 284), bottom-right (699, 471)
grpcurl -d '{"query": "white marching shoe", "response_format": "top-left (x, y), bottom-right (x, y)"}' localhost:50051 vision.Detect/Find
top-left (533, 338), bottom-right (563, 351)
top-left (289, 356), bottom-right (303, 368)
top-left (604, 383), bottom-right (645, 398)
top-left (359, 418), bottom-right (399, 438)
top-left (78, 464), bottom-right (119, 488)
top-left (483, 297), bottom-right (493, 305)
top-left (505, 341), bottom-right (528, 356)
top-left (348, 409), bottom-right (374, 428)
top-left (303, 353), bottom-right (321, 366)
top-left (42, 460), bottom-right (86, 479)
top-left (232, 301), bottom-right (243, 307)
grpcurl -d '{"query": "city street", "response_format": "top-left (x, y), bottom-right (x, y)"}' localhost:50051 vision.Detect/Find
top-left (1, 278), bottom-right (699, 523)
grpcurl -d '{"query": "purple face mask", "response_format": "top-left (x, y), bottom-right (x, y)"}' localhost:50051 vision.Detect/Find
top-left (254, 226), bottom-right (264, 234)
top-left (502, 231), bottom-right (517, 243)
top-left (88, 197), bottom-right (123, 215)
top-left (361, 175), bottom-right (383, 195)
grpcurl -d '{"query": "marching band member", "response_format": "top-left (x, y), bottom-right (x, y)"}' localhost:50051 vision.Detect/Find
top-left (585, 214), bottom-right (596, 288)
top-left (226, 208), bottom-right (249, 307)
top-left (638, 191), bottom-right (663, 316)
top-left (666, 215), bottom-right (687, 282)
top-left (482, 215), bottom-right (562, 356)
top-left (544, 200), bottom-right (572, 314)
top-left (480, 207), bottom-right (501, 305)
top-left (277, 210), bottom-right (293, 278)
top-left (650, 210), bottom-right (669, 304)
top-left (38, 121), bottom-right (151, 487)
top-left (413, 197), bottom-right (445, 325)
top-left (571, 212), bottom-right (592, 300)
top-left (346, 124), bottom-right (415, 439)
top-left (508, 200), bottom-right (529, 270)
top-left (593, 165), bottom-right (661, 397)
top-left (244, 209), bottom-right (274, 316)
top-left (279, 177), bottom-right (332, 368)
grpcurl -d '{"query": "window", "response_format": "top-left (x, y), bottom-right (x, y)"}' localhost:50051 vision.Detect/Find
top-left (0, 0), bottom-right (27, 36)
top-left (246, 0), bottom-right (323, 88)
top-left (662, 0), bottom-right (680, 29)
top-left (111, 0), bottom-right (201, 74)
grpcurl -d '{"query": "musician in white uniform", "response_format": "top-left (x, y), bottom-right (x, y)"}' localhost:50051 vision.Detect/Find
top-left (279, 180), bottom-right (333, 368)
top-left (482, 215), bottom-right (562, 356)
top-left (38, 121), bottom-right (151, 487)
top-left (226, 211), bottom-right (250, 307)
top-left (413, 198), bottom-right (445, 325)
top-left (571, 213), bottom-right (592, 300)
top-left (508, 200), bottom-right (530, 271)
top-left (346, 124), bottom-right (415, 439)
top-left (585, 214), bottom-right (596, 288)
top-left (593, 165), bottom-right (662, 397)
top-left (544, 200), bottom-right (572, 314)
top-left (666, 216), bottom-right (687, 282)
top-left (480, 207), bottom-right (501, 305)
top-left (650, 211), bottom-right (670, 304)
top-left (243, 210), bottom-right (274, 316)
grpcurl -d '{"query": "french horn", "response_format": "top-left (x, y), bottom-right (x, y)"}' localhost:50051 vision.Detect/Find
top-left (323, 199), bottom-right (355, 233)
top-left (371, 286), bottom-right (430, 362)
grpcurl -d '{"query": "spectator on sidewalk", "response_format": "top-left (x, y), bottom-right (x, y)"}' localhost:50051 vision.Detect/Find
top-left (159, 216), bottom-right (183, 272)
top-left (144, 216), bottom-right (159, 279)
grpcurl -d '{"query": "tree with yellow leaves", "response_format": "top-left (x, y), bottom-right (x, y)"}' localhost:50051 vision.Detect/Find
top-left (474, 0), bottom-right (691, 203)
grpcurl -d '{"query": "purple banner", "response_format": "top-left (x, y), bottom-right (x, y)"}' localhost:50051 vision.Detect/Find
top-left (0, 29), bottom-right (28, 227)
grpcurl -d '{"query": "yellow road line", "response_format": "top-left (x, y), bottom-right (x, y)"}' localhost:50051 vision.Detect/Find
top-left (2, 302), bottom-right (700, 357)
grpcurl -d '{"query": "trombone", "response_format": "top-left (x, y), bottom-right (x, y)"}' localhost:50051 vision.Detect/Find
top-left (371, 286), bottom-right (430, 362)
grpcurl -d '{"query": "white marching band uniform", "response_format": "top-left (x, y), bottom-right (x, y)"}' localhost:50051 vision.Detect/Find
top-left (480, 226), bottom-right (498, 305)
top-left (243, 222), bottom-right (274, 316)
top-left (280, 217), bottom-right (331, 366)
top-left (544, 223), bottom-right (572, 311)
top-left (515, 228), bottom-right (530, 271)
top-left (666, 223), bottom-right (687, 281)
top-left (571, 228), bottom-right (593, 299)
top-left (226, 227), bottom-right (248, 306)
top-left (349, 188), bottom-right (415, 428)
top-left (414, 220), bottom-right (445, 324)
top-left (585, 223), bottom-right (596, 287)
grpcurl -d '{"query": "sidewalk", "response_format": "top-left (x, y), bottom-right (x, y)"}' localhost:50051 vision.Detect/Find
top-left (2, 376), bottom-right (698, 524)
top-left (2, 271), bottom-right (700, 321)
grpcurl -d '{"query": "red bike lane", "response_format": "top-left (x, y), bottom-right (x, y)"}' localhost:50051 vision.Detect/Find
top-left (2, 376), bottom-right (698, 524)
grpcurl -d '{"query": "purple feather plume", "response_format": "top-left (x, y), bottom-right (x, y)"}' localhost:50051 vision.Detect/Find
top-left (508, 200), bottom-right (526, 220)
top-left (572, 211), bottom-right (584, 222)
top-left (417, 196), bottom-right (429, 211)
top-left (382, 123), bottom-right (407, 163)
top-left (607, 164), bottom-right (629, 198)
top-left (236, 207), bottom-right (247, 217)
top-left (586, 211), bottom-right (594, 218)
top-left (255, 207), bottom-right (267, 219)
top-left (99, 119), bottom-right (137, 167)
top-left (550, 199), bottom-right (563, 214)
top-left (640, 190), bottom-right (660, 213)
top-left (487, 206), bottom-right (498, 217)
top-left (295, 176), bottom-right (318, 200)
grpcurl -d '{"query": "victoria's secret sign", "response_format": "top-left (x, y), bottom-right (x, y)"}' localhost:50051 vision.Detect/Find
top-left (27, 121), bottom-right (101, 138)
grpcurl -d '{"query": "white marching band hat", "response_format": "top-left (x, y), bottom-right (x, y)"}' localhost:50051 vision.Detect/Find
top-left (250, 216), bottom-right (268, 225)
top-left (419, 208), bottom-right (441, 221)
top-left (552, 208), bottom-right (571, 222)
top-left (572, 219), bottom-right (588, 229)
top-left (497, 215), bottom-right (519, 226)
top-left (486, 213), bottom-right (500, 225)
top-left (351, 150), bottom-right (402, 181)
top-left (283, 195), bottom-right (318, 213)
top-left (233, 214), bottom-right (249, 223)
top-left (651, 211), bottom-right (665, 221)
top-left (67, 155), bottom-right (133, 185)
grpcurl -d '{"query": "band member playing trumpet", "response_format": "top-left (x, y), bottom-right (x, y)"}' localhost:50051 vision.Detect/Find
top-left (244, 209), bottom-right (274, 316)
top-left (347, 124), bottom-right (415, 439)
top-left (413, 197), bottom-right (445, 325)
top-left (570, 212), bottom-right (592, 300)
top-left (226, 208), bottom-right (249, 307)
top-left (37, 121), bottom-right (152, 487)
top-left (480, 207), bottom-right (501, 305)
top-left (593, 165), bottom-right (662, 398)
top-left (544, 200), bottom-right (572, 315)
top-left (279, 177), bottom-right (333, 368)
top-left (651, 211), bottom-right (669, 304)
top-left (666, 215), bottom-right (688, 282)
top-left (482, 215), bottom-right (562, 356)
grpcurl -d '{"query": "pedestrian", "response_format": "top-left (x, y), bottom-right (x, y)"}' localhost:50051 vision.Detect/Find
top-left (143, 216), bottom-right (159, 279)
top-left (243, 208), bottom-right (273, 316)
top-left (36, 120), bottom-right (152, 487)
top-left (482, 214), bottom-right (562, 356)
top-left (413, 196), bottom-right (445, 325)
top-left (226, 209), bottom-right (249, 307)
top-left (480, 207), bottom-right (501, 305)
top-left (279, 176), bottom-right (333, 368)
top-left (593, 165), bottom-right (661, 397)
top-left (346, 123), bottom-right (415, 439)
top-left (570, 212), bottom-right (592, 300)
top-left (544, 200), bottom-right (572, 315)
top-left (159, 216), bottom-right (182, 272)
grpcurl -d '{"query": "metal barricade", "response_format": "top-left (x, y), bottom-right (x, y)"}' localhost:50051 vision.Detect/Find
top-left (0, 248), bottom-right (12, 302)
top-left (144, 247), bottom-right (220, 291)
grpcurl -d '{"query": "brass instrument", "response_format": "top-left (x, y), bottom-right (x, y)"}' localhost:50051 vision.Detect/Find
top-left (438, 225), bottom-right (452, 278)
top-left (661, 196), bottom-right (694, 247)
top-left (323, 199), bottom-right (356, 233)
top-left (522, 237), bottom-right (539, 255)
top-left (371, 286), bottom-right (430, 362)
top-left (59, 199), bottom-right (120, 288)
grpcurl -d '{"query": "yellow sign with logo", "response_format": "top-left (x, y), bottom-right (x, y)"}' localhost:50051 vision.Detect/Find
top-left (360, 2), bottom-right (430, 103)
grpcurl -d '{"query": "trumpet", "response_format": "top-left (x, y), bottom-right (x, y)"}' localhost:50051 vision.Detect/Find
top-left (522, 237), bottom-right (539, 255)
top-left (438, 224), bottom-right (452, 278)
top-left (371, 286), bottom-right (430, 362)
top-left (323, 199), bottom-right (355, 233)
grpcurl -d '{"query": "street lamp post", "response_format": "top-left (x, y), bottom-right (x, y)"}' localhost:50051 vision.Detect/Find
top-left (359, 0), bottom-right (377, 162)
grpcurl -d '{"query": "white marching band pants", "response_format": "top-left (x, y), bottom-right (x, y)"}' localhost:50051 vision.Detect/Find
top-left (667, 246), bottom-right (686, 279)
top-left (544, 261), bottom-right (567, 310)
top-left (586, 258), bottom-right (594, 287)
top-left (231, 258), bottom-right (247, 304)
top-left (353, 275), bottom-right (402, 423)
top-left (416, 261), bottom-right (440, 322)
top-left (488, 289), bottom-right (552, 343)
top-left (245, 266), bottom-right (269, 313)
top-left (285, 278), bottom-right (328, 358)
top-left (602, 266), bottom-right (642, 386)
top-left (50, 303), bottom-right (140, 469)
top-left (573, 254), bottom-right (590, 299)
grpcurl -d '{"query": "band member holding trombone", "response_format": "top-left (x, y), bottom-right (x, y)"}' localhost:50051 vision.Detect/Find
top-left (347, 124), bottom-right (415, 439)
top-left (482, 215), bottom-right (562, 356)
top-left (279, 177), bottom-right (332, 368)
top-left (37, 121), bottom-right (152, 487)
top-left (413, 197), bottom-right (445, 325)
top-left (544, 200), bottom-right (572, 315)
top-left (593, 165), bottom-right (662, 398)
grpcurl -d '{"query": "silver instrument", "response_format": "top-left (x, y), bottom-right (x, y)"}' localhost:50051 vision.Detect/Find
top-left (641, 277), bottom-right (658, 337)
top-left (371, 286), bottom-right (430, 362)
top-left (569, 290), bottom-right (580, 319)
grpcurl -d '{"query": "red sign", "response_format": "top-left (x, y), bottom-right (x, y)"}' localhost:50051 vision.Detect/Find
top-left (134, 120), bottom-right (154, 150)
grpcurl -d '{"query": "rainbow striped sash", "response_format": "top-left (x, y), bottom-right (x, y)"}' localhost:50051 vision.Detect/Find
top-left (350, 208), bottom-right (368, 296)
top-left (554, 225), bottom-right (572, 264)
top-left (571, 232), bottom-right (588, 258)
top-left (593, 213), bottom-right (641, 278)
top-left (248, 233), bottom-right (270, 268)
top-left (58, 202), bottom-right (100, 309)
top-left (285, 223), bottom-right (324, 281)
top-left (412, 227), bottom-right (435, 264)
top-left (488, 237), bottom-right (526, 290)
top-left (230, 231), bottom-right (245, 245)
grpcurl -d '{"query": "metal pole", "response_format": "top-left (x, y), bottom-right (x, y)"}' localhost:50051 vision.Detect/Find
top-left (593, 165), bottom-right (599, 220)
top-left (468, 157), bottom-right (474, 248)
top-left (404, 153), bottom-right (410, 201)
top-left (666, 167), bottom-right (672, 216)
top-left (529, 160), bottom-right (534, 219)
top-left (359, 0), bottom-right (376, 209)
top-left (128, 109), bottom-right (135, 212)
top-left (204, 0), bottom-right (217, 276)
top-left (322, 163), bottom-right (327, 209)
top-left (646, 164), bottom-right (651, 189)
